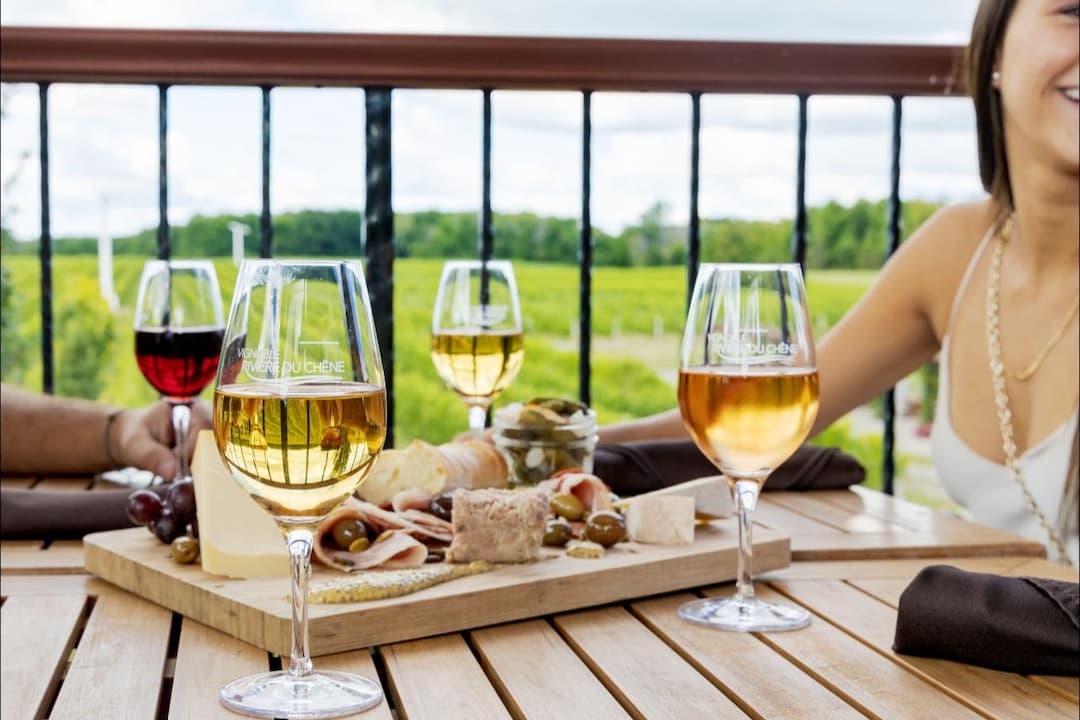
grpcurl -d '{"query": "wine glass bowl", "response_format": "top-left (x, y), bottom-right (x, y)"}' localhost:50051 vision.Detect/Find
top-left (678, 263), bottom-right (819, 632)
top-left (430, 260), bottom-right (524, 432)
top-left (212, 260), bottom-right (386, 717)
top-left (133, 260), bottom-right (224, 480)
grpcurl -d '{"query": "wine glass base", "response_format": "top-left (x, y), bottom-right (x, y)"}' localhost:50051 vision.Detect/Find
top-left (220, 669), bottom-right (383, 719)
top-left (678, 596), bottom-right (811, 632)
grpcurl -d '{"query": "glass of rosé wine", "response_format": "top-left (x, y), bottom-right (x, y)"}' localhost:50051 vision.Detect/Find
top-left (678, 263), bottom-right (819, 632)
top-left (133, 259), bottom-right (224, 481)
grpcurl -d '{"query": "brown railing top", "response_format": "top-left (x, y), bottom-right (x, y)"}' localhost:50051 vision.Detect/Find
top-left (0, 26), bottom-right (966, 96)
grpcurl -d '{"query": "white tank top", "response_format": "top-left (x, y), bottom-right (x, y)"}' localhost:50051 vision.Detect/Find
top-left (930, 225), bottom-right (1079, 566)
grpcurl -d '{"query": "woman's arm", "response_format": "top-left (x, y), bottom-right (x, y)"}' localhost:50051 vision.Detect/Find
top-left (596, 202), bottom-right (989, 444)
top-left (0, 384), bottom-right (211, 477)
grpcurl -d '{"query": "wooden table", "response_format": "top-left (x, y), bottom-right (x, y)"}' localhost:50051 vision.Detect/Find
top-left (2, 477), bottom-right (1077, 720)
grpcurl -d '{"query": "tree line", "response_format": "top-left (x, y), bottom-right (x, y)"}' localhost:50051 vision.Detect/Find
top-left (1, 197), bottom-right (940, 269)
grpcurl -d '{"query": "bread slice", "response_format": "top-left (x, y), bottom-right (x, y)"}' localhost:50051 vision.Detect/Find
top-left (357, 440), bottom-right (508, 505)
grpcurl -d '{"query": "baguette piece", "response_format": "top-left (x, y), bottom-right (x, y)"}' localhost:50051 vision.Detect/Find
top-left (358, 440), bottom-right (508, 505)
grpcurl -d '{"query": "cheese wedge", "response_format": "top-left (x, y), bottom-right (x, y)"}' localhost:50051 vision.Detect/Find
top-left (624, 495), bottom-right (695, 545)
top-left (613, 476), bottom-right (732, 519)
top-left (191, 430), bottom-right (289, 579)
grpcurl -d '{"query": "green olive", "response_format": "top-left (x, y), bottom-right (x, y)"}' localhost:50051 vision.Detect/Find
top-left (543, 518), bottom-right (573, 547)
top-left (332, 518), bottom-right (367, 550)
top-left (170, 536), bottom-right (199, 564)
top-left (551, 493), bottom-right (586, 521)
top-left (584, 511), bottom-right (626, 547)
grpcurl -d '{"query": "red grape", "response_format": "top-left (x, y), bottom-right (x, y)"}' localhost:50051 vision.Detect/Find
top-left (166, 480), bottom-right (196, 522)
top-left (152, 508), bottom-right (185, 544)
top-left (126, 490), bottom-right (163, 526)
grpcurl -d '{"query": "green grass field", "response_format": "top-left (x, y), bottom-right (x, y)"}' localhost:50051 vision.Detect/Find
top-left (2, 255), bottom-right (890, 484)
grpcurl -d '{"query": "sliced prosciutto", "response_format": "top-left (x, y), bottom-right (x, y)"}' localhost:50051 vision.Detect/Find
top-left (327, 531), bottom-right (428, 571)
top-left (539, 471), bottom-right (613, 513)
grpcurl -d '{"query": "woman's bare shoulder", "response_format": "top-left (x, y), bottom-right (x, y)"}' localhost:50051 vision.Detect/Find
top-left (904, 200), bottom-right (996, 261)
top-left (897, 199), bottom-right (997, 335)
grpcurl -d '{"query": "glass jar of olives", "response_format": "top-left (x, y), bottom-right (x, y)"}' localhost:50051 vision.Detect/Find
top-left (493, 397), bottom-right (598, 488)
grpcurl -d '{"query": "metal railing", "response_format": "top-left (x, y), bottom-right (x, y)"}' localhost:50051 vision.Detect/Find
top-left (0, 26), bottom-right (966, 491)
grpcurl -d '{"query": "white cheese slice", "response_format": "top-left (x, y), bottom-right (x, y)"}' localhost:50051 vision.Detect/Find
top-left (614, 476), bottom-right (732, 519)
top-left (191, 430), bottom-right (289, 579)
top-left (624, 495), bottom-right (695, 545)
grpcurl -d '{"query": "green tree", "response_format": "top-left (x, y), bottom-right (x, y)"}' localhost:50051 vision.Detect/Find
top-left (55, 278), bottom-right (115, 399)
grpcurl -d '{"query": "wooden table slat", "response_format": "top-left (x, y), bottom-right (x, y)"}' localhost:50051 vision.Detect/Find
top-left (789, 528), bottom-right (1045, 561)
top-left (470, 619), bottom-right (632, 720)
top-left (764, 492), bottom-right (906, 533)
top-left (0, 573), bottom-right (117, 597)
top-left (0, 594), bottom-right (86, 720)
top-left (631, 592), bottom-right (865, 719)
top-left (48, 591), bottom-right (173, 720)
top-left (773, 578), bottom-right (1079, 719)
top-left (168, 618), bottom-right (270, 720)
top-left (314, 650), bottom-right (396, 720)
top-left (383, 634), bottom-right (511, 720)
top-left (0, 540), bottom-right (88, 575)
top-left (754, 498), bottom-right (848, 536)
top-left (553, 605), bottom-right (748, 719)
top-left (0, 477), bottom-right (36, 489)
top-left (759, 556), bottom-right (1028, 582)
top-left (741, 585), bottom-right (984, 719)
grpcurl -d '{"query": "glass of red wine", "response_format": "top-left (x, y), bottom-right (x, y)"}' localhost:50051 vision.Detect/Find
top-left (133, 259), bottom-right (225, 482)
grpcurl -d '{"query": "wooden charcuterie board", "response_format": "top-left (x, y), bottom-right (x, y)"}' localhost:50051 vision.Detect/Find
top-left (84, 521), bottom-right (790, 656)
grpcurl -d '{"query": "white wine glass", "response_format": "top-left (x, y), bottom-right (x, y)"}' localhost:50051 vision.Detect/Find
top-left (213, 260), bottom-right (386, 717)
top-left (133, 259), bottom-right (224, 481)
top-left (431, 259), bottom-right (524, 432)
top-left (678, 263), bottom-right (819, 632)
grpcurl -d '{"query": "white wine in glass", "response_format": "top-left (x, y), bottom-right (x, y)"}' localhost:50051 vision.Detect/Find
top-left (213, 260), bottom-right (386, 717)
top-left (678, 263), bottom-right (819, 632)
top-left (431, 259), bottom-right (524, 432)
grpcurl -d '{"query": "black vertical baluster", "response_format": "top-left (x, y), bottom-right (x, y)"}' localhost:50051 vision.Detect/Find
top-left (479, 89), bottom-right (493, 304)
top-left (792, 94), bottom-right (808, 273)
top-left (261, 86), bottom-right (273, 258)
top-left (157, 84), bottom-right (170, 260)
top-left (579, 91), bottom-right (593, 408)
top-left (364, 88), bottom-right (395, 447)
top-left (882, 95), bottom-right (904, 496)
top-left (687, 92), bottom-right (701, 309)
top-left (38, 83), bottom-right (54, 394)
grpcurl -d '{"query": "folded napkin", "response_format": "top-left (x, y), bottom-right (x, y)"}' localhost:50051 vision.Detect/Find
top-left (593, 440), bottom-right (865, 497)
top-left (894, 565), bottom-right (1080, 676)
top-left (0, 486), bottom-right (150, 540)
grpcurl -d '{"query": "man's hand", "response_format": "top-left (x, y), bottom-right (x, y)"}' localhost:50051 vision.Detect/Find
top-left (111, 400), bottom-right (213, 479)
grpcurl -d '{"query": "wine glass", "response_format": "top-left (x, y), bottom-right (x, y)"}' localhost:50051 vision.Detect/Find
top-left (213, 260), bottom-right (386, 718)
top-left (431, 259), bottom-right (524, 432)
top-left (678, 263), bottom-right (819, 632)
top-left (134, 259), bottom-right (224, 481)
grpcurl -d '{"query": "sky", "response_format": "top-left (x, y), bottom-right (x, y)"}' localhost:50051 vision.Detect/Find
top-left (0, 0), bottom-right (986, 241)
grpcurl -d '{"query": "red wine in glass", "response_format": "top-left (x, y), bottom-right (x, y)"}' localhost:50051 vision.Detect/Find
top-left (135, 327), bottom-right (224, 399)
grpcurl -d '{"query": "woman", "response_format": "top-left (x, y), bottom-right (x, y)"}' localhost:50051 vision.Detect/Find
top-left (600, 0), bottom-right (1079, 565)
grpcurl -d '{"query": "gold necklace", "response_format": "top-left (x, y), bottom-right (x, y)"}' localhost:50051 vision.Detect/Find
top-left (1012, 295), bottom-right (1079, 381)
top-left (986, 219), bottom-right (1074, 566)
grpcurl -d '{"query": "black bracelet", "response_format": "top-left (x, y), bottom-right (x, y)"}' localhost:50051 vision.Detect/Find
top-left (103, 410), bottom-right (124, 470)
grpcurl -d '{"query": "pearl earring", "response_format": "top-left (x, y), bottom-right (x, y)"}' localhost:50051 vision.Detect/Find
top-left (992, 70), bottom-right (1001, 82)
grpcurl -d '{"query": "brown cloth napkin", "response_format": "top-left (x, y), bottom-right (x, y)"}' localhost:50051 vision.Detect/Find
top-left (593, 440), bottom-right (865, 497)
top-left (893, 565), bottom-right (1080, 676)
top-left (0, 486), bottom-right (156, 540)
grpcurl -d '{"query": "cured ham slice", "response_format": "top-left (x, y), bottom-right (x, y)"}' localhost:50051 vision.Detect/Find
top-left (539, 472), bottom-right (613, 513)
top-left (327, 531), bottom-right (428, 571)
top-left (314, 498), bottom-right (454, 570)
top-left (391, 487), bottom-right (434, 514)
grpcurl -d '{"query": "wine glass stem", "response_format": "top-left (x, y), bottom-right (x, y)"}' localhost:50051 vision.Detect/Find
top-left (286, 528), bottom-right (314, 678)
top-left (732, 479), bottom-right (760, 603)
top-left (170, 402), bottom-right (191, 481)
top-left (467, 405), bottom-right (488, 433)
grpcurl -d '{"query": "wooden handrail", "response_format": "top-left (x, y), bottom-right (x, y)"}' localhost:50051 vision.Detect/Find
top-left (0, 26), bottom-right (965, 96)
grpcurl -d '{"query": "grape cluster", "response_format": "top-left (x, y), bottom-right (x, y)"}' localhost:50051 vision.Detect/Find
top-left (126, 479), bottom-right (199, 545)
